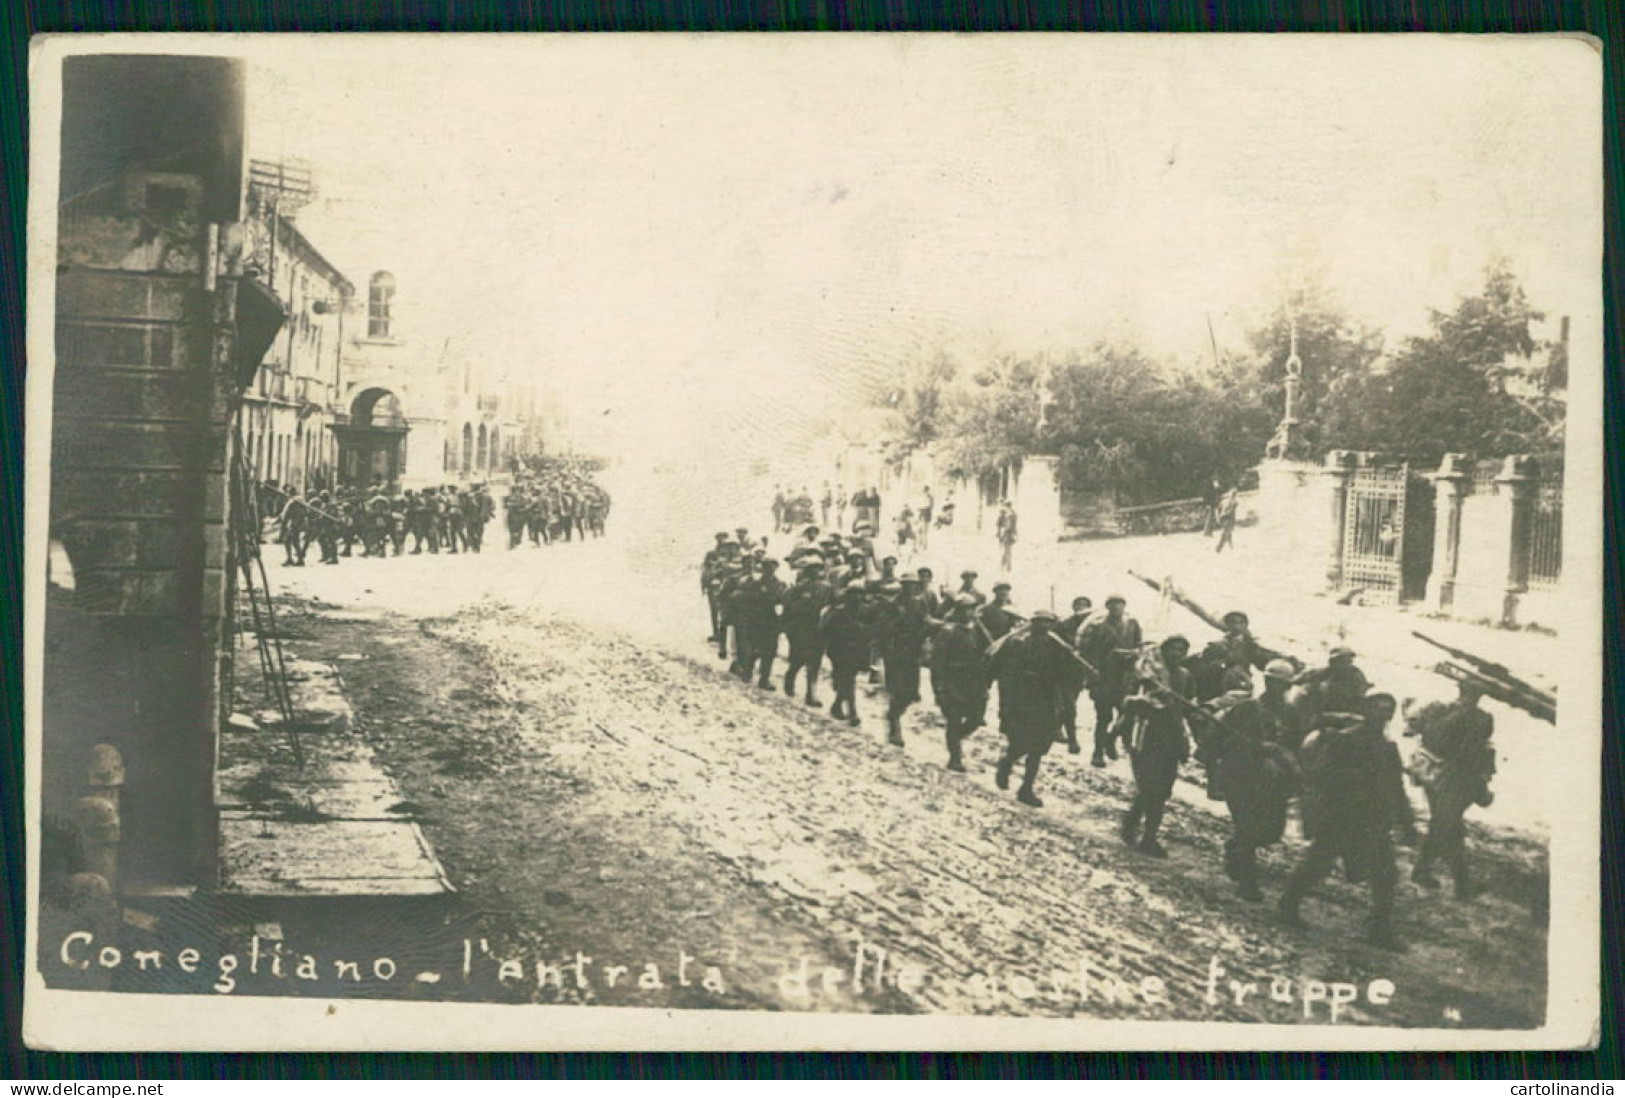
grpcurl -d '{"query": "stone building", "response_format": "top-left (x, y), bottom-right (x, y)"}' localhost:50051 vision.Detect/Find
top-left (438, 354), bottom-right (520, 482)
top-left (46, 54), bottom-right (284, 893)
top-left (233, 179), bottom-right (354, 494)
top-left (331, 269), bottom-right (450, 488)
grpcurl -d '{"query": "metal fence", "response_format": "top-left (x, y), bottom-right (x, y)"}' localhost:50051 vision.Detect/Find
top-left (1341, 464), bottom-right (1408, 603)
top-left (1114, 496), bottom-right (1207, 537)
top-left (1528, 476), bottom-right (1563, 590)
top-left (1470, 459), bottom-right (1501, 496)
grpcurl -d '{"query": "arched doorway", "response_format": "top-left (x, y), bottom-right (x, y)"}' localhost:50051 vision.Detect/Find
top-left (490, 425), bottom-right (502, 473)
top-left (331, 387), bottom-right (410, 488)
top-left (476, 424), bottom-right (488, 473)
top-left (461, 423), bottom-right (473, 477)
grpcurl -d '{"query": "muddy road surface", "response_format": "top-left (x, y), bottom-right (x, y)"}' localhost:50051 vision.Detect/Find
top-left (267, 537), bottom-right (1549, 1027)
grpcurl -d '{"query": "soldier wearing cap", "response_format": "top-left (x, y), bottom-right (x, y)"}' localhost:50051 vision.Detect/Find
top-left (1202, 658), bottom-right (1306, 901)
top-left (701, 533), bottom-right (735, 643)
top-left (989, 607), bottom-right (1071, 807)
top-left (1077, 595), bottom-right (1143, 767)
top-left (1406, 679), bottom-right (1496, 900)
top-left (1297, 646), bottom-right (1372, 729)
top-left (1119, 635), bottom-right (1194, 857)
top-left (878, 556), bottom-right (899, 585)
top-left (931, 594), bottom-right (991, 772)
top-left (713, 554), bottom-right (749, 664)
top-left (1192, 610), bottom-right (1291, 702)
top-left (407, 487), bottom-right (435, 553)
top-left (819, 585), bottom-right (870, 727)
top-left (977, 582), bottom-right (1022, 642)
top-left (872, 571), bottom-right (930, 745)
top-left (788, 524), bottom-right (822, 559)
top-left (1056, 596), bottom-right (1095, 755)
top-left (443, 485), bottom-right (466, 554)
top-left (780, 561), bottom-right (833, 707)
top-left (1279, 692), bottom-right (1414, 951)
top-left (734, 558), bottom-right (785, 689)
top-left (312, 490), bottom-right (341, 565)
top-left (956, 570), bottom-right (986, 608)
top-left (863, 558), bottom-right (901, 685)
top-left (915, 566), bottom-right (944, 622)
top-left (278, 487), bottom-right (311, 566)
top-left (529, 488), bottom-right (551, 546)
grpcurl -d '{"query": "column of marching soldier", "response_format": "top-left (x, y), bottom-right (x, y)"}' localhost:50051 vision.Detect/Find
top-left (259, 466), bottom-right (611, 565)
top-left (700, 525), bottom-right (1500, 953)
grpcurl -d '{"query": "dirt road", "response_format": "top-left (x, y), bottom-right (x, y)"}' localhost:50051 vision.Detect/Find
top-left (265, 535), bottom-right (1549, 1027)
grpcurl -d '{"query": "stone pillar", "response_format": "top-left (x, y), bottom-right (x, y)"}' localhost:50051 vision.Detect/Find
top-left (1497, 454), bottom-right (1537, 627)
top-left (1427, 453), bottom-right (1470, 613)
top-left (1015, 454), bottom-right (1062, 546)
top-left (1321, 450), bottom-right (1358, 591)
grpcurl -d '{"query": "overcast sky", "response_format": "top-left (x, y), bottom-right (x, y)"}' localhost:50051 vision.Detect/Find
top-left (239, 35), bottom-right (1602, 465)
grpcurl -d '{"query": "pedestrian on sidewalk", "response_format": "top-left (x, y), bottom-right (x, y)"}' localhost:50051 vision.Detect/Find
top-left (1201, 476), bottom-right (1223, 537)
top-left (894, 505), bottom-right (917, 558)
top-left (1214, 487), bottom-right (1239, 553)
top-left (996, 499), bottom-right (1018, 573)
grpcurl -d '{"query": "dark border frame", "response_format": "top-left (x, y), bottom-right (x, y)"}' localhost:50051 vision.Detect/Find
top-left (1, 0), bottom-right (1619, 1080)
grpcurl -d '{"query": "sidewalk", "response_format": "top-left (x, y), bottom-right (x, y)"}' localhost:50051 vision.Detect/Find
top-left (219, 641), bottom-right (455, 898)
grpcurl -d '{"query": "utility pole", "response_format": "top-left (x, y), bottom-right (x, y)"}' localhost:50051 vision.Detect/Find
top-left (248, 157), bottom-right (315, 288)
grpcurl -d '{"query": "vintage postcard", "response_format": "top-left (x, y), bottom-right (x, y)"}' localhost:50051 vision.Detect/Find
top-left (23, 33), bottom-right (1603, 1051)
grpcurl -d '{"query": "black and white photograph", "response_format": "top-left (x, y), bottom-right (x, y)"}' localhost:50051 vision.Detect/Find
top-left (23, 34), bottom-right (1603, 1051)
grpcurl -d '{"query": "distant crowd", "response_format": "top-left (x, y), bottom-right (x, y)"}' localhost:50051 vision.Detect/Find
top-left (257, 456), bottom-right (610, 566)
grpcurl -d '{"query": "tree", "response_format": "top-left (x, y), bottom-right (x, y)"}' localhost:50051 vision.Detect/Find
top-left (916, 343), bottom-right (1275, 505)
top-left (934, 353), bottom-right (1045, 479)
top-left (878, 350), bottom-right (958, 460)
top-left (1243, 290), bottom-right (1385, 460)
top-left (1320, 261), bottom-right (1560, 462)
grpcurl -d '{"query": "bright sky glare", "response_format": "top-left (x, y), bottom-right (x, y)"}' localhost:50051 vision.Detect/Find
top-left (241, 35), bottom-right (1602, 464)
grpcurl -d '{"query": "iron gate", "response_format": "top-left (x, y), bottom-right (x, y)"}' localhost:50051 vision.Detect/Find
top-left (1342, 462), bottom-right (1409, 604)
top-left (1528, 476), bottom-right (1563, 590)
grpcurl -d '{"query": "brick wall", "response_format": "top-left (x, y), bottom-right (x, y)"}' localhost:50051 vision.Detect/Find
top-left (45, 180), bottom-right (244, 891)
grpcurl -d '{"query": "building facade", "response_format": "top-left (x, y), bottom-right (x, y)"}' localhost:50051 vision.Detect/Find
top-left (438, 354), bottom-right (520, 482)
top-left (234, 188), bottom-right (354, 494)
top-left (322, 268), bottom-right (459, 489)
